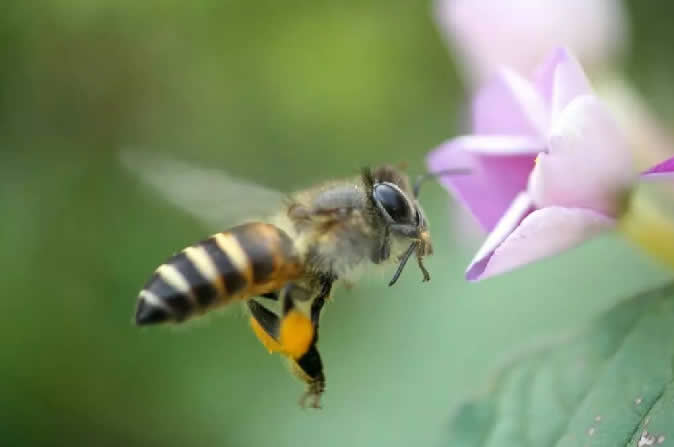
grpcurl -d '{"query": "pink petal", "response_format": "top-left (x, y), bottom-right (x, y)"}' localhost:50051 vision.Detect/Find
top-left (427, 138), bottom-right (539, 231)
top-left (466, 192), bottom-right (535, 280)
top-left (435, 0), bottom-right (627, 88)
top-left (472, 70), bottom-right (547, 136)
top-left (450, 135), bottom-right (546, 155)
top-left (548, 48), bottom-right (594, 122)
top-left (528, 95), bottom-right (635, 218)
top-left (467, 205), bottom-right (615, 281)
top-left (640, 156), bottom-right (674, 181)
top-left (534, 47), bottom-right (567, 106)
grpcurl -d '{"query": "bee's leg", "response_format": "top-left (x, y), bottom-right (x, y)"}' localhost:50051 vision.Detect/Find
top-left (259, 291), bottom-right (279, 301)
top-left (247, 299), bottom-right (283, 354)
top-left (316, 273), bottom-right (336, 305)
top-left (249, 284), bottom-right (316, 356)
top-left (291, 294), bottom-right (328, 409)
top-left (371, 225), bottom-right (391, 264)
top-left (277, 285), bottom-right (317, 360)
top-left (250, 281), bottom-right (331, 409)
top-left (293, 344), bottom-right (325, 409)
top-left (247, 288), bottom-right (290, 352)
top-left (281, 282), bottom-right (331, 408)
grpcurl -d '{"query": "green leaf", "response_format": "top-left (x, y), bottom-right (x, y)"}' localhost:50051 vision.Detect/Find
top-left (448, 283), bottom-right (674, 446)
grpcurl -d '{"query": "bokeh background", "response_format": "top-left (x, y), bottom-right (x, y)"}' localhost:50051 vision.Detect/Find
top-left (2, 1), bottom-right (673, 446)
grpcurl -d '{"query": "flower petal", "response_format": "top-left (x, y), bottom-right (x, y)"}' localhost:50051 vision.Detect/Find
top-left (549, 48), bottom-right (594, 122)
top-left (436, 0), bottom-right (628, 87)
top-left (472, 69), bottom-right (547, 135)
top-left (640, 156), bottom-right (674, 182)
top-left (529, 95), bottom-right (635, 218)
top-left (467, 205), bottom-right (615, 281)
top-left (450, 135), bottom-right (546, 155)
top-left (427, 139), bottom-right (538, 231)
top-left (466, 192), bottom-right (534, 280)
top-left (535, 48), bottom-right (592, 107)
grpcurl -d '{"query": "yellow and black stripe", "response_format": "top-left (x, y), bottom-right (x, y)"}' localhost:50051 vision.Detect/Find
top-left (135, 222), bottom-right (303, 325)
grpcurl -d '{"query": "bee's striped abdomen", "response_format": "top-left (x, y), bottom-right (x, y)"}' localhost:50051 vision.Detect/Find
top-left (135, 222), bottom-right (303, 325)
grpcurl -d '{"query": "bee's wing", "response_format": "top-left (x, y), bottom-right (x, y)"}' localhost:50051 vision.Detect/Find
top-left (120, 149), bottom-right (287, 229)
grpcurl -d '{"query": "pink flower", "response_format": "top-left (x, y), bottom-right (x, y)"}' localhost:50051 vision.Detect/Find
top-left (427, 48), bottom-right (674, 281)
top-left (436, 0), bottom-right (628, 86)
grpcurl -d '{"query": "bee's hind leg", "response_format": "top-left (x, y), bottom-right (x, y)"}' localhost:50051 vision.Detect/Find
top-left (248, 283), bottom-right (320, 355)
top-left (247, 284), bottom-right (306, 351)
top-left (247, 299), bottom-right (283, 354)
top-left (284, 287), bottom-right (330, 409)
top-left (246, 289), bottom-right (283, 353)
top-left (249, 284), bottom-right (330, 409)
top-left (293, 343), bottom-right (325, 409)
top-left (295, 291), bottom-right (330, 408)
top-left (259, 291), bottom-right (280, 300)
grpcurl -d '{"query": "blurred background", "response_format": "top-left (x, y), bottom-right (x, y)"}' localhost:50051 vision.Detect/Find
top-left (1, 1), bottom-right (673, 445)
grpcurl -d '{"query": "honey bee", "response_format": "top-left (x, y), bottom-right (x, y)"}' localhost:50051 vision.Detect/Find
top-left (123, 151), bottom-right (462, 408)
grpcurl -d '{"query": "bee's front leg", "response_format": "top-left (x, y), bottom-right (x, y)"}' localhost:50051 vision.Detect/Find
top-left (371, 225), bottom-right (391, 264)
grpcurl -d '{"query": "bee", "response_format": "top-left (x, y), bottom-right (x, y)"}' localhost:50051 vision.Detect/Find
top-left (123, 151), bottom-right (462, 408)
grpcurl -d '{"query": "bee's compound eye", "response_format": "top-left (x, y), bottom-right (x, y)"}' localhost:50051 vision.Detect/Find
top-left (373, 183), bottom-right (412, 223)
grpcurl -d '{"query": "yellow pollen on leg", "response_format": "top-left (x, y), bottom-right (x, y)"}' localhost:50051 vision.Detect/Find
top-left (249, 317), bottom-right (283, 354)
top-left (279, 310), bottom-right (314, 359)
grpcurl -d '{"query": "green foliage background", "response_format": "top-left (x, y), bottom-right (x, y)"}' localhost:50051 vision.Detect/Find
top-left (1, 1), bottom-right (674, 445)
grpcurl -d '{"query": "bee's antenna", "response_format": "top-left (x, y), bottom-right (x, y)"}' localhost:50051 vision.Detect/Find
top-left (413, 168), bottom-right (471, 198)
top-left (388, 242), bottom-right (418, 287)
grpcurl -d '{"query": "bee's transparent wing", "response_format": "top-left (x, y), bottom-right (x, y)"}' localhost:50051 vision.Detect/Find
top-left (120, 149), bottom-right (287, 230)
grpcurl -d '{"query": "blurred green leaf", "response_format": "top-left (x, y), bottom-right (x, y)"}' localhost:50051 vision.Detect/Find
top-left (447, 282), bottom-right (674, 446)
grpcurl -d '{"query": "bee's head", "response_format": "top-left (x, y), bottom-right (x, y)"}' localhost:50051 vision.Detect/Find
top-left (363, 165), bottom-right (469, 286)
top-left (363, 165), bottom-right (433, 286)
